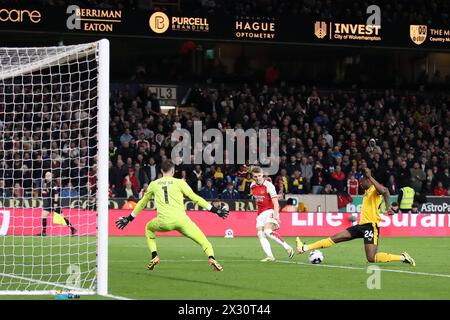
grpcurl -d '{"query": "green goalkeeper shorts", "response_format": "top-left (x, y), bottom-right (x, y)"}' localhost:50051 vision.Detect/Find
top-left (146, 216), bottom-right (209, 243)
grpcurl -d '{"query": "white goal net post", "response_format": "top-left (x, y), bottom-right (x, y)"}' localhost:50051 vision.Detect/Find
top-left (0, 39), bottom-right (109, 295)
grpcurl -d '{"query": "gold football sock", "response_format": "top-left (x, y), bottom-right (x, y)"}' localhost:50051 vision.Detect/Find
top-left (375, 252), bottom-right (403, 263)
top-left (306, 237), bottom-right (335, 251)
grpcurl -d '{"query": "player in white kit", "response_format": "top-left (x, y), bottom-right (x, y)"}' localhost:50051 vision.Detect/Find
top-left (250, 166), bottom-right (294, 262)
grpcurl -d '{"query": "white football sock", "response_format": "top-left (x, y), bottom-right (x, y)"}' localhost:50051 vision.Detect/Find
top-left (264, 229), bottom-right (291, 250)
top-left (258, 231), bottom-right (274, 258)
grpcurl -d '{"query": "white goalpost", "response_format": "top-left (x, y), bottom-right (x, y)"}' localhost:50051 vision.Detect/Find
top-left (0, 39), bottom-right (109, 295)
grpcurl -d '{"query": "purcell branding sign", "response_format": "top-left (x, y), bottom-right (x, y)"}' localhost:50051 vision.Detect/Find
top-left (66, 5), bottom-right (122, 32)
top-left (149, 11), bottom-right (209, 34)
top-left (171, 16), bottom-right (209, 32)
top-left (149, 11), bottom-right (169, 33)
top-left (235, 17), bottom-right (276, 39)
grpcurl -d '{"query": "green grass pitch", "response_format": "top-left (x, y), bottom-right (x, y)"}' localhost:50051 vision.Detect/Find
top-left (1, 236), bottom-right (450, 299)
top-left (108, 236), bottom-right (450, 300)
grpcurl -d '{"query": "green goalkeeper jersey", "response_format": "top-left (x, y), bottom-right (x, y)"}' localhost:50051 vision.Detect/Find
top-left (132, 176), bottom-right (211, 220)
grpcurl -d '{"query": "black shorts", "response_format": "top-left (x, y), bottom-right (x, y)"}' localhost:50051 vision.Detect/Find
top-left (42, 199), bottom-right (53, 212)
top-left (346, 223), bottom-right (380, 245)
top-left (42, 199), bottom-right (62, 214)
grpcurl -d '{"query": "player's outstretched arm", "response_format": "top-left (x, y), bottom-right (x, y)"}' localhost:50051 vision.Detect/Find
top-left (364, 168), bottom-right (385, 193)
top-left (364, 168), bottom-right (391, 214)
top-left (179, 180), bottom-right (229, 219)
top-left (132, 185), bottom-right (154, 217)
top-left (115, 184), bottom-right (154, 229)
top-left (209, 200), bottom-right (229, 219)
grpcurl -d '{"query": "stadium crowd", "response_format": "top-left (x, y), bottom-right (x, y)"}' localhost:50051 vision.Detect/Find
top-left (195, 0), bottom-right (449, 25)
top-left (0, 72), bottom-right (98, 200)
top-left (106, 83), bottom-right (450, 200)
top-left (1, 76), bottom-right (449, 201)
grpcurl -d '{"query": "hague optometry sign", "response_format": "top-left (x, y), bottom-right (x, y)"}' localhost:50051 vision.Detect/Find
top-left (0, 5), bottom-right (449, 50)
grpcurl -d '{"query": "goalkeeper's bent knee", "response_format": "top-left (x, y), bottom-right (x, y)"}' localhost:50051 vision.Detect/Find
top-left (145, 222), bottom-right (156, 239)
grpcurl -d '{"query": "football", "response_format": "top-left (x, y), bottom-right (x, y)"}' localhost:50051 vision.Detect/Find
top-left (308, 250), bottom-right (324, 264)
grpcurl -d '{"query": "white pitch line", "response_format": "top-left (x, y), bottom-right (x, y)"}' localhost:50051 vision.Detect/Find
top-left (274, 260), bottom-right (450, 279)
top-left (110, 259), bottom-right (240, 263)
top-left (101, 293), bottom-right (133, 300)
top-left (113, 245), bottom-right (250, 249)
top-left (110, 259), bottom-right (450, 279)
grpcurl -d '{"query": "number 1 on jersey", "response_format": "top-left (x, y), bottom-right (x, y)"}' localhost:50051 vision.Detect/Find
top-left (162, 186), bottom-right (169, 204)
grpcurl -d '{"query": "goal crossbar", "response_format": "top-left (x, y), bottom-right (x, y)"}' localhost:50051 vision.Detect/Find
top-left (0, 43), bottom-right (97, 81)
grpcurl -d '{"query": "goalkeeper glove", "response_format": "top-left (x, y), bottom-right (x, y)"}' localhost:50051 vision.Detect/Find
top-left (115, 214), bottom-right (134, 229)
top-left (210, 204), bottom-right (229, 219)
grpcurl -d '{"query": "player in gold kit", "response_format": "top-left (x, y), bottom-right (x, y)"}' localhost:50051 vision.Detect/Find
top-left (296, 168), bottom-right (416, 266)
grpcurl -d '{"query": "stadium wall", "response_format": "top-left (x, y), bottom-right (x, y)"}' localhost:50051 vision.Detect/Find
top-left (1, 209), bottom-right (449, 237)
top-left (1, 196), bottom-right (448, 213)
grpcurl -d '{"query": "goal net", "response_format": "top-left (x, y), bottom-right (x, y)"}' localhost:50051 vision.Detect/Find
top-left (0, 40), bottom-right (109, 295)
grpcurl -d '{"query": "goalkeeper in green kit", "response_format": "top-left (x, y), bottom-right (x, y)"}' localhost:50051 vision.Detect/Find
top-left (115, 160), bottom-right (229, 271)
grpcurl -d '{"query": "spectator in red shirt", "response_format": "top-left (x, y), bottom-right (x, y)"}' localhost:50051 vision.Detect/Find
top-left (12, 182), bottom-right (24, 198)
top-left (108, 185), bottom-right (115, 198)
top-left (347, 174), bottom-right (359, 195)
top-left (51, 152), bottom-right (60, 170)
top-left (434, 181), bottom-right (448, 196)
top-left (124, 168), bottom-right (139, 194)
top-left (331, 165), bottom-right (346, 192)
top-left (88, 167), bottom-right (97, 190)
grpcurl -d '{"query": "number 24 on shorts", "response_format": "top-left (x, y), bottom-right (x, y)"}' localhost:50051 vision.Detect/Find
top-left (364, 230), bottom-right (374, 238)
